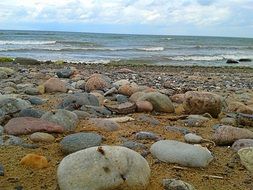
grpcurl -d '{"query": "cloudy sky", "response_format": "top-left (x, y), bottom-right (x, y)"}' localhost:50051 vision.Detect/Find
top-left (0, 0), bottom-right (252, 37)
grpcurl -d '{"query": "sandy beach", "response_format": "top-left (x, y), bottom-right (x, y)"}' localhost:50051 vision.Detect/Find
top-left (0, 60), bottom-right (253, 190)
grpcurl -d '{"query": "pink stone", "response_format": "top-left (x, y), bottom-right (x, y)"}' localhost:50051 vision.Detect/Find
top-left (43, 78), bottom-right (67, 93)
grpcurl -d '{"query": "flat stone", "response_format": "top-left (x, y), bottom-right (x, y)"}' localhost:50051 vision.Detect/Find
top-left (118, 83), bottom-right (139, 96)
top-left (4, 117), bottom-right (64, 135)
top-left (183, 115), bottom-right (210, 127)
top-left (136, 131), bottom-right (162, 141)
top-left (184, 133), bottom-right (203, 144)
top-left (30, 132), bottom-right (55, 143)
top-left (165, 126), bottom-right (190, 135)
top-left (89, 118), bottom-right (120, 131)
top-left (150, 140), bottom-right (213, 167)
top-left (238, 147), bottom-right (253, 173)
top-left (57, 146), bottom-right (150, 190)
top-left (73, 110), bottom-right (91, 119)
top-left (138, 92), bottom-right (174, 113)
top-left (137, 114), bottom-right (160, 126)
top-left (104, 116), bottom-right (135, 123)
top-left (220, 117), bottom-right (237, 126)
top-left (27, 96), bottom-right (45, 105)
top-left (60, 132), bottom-right (102, 154)
top-left (81, 105), bottom-right (111, 117)
top-left (3, 135), bottom-right (38, 148)
top-left (212, 125), bottom-right (253, 145)
top-left (41, 109), bottom-right (78, 131)
top-left (116, 94), bottom-right (128, 103)
top-left (25, 87), bottom-right (41, 95)
top-left (163, 179), bottom-right (196, 190)
top-left (105, 102), bottom-right (136, 114)
top-left (232, 139), bottom-right (253, 151)
top-left (19, 108), bottom-right (45, 118)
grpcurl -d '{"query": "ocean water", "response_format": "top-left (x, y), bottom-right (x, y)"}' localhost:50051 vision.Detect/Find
top-left (0, 30), bottom-right (253, 67)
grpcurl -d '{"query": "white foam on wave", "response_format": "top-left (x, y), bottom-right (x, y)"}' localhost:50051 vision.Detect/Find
top-left (137, 47), bottom-right (164, 51)
top-left (0, 40), bottom-right (56, 45)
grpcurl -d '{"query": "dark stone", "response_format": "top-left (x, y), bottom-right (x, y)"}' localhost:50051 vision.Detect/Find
top-left (137, 114), bottom-right (160, 126)
top-left (226, 59), bottom-right (239, 64)
top-left (57, 93), bottom-right (99, 110)
top-left (120, 138), bottom-right (146, 150)
top-left (237, 113), bottom-right (253, 127)
top-left (0, 164), bottom-right (4, 176)
top-left (27, 96), bottom-right (45, 105)
top-left (239, 58), bottom-right (252, 62)
top-left (136, 131), bottom-right (162, 141)
top-left (14, 57), bottom-right (41, 65)
top-left (116, 94), bottom-right (128, 103)
top-left (165, 126), bottom-right (190, 135)
top-left (81, 106), bottom-right (112, 117)
top-left (56, 69), bottom-right (73, 78)
top-left (18, 108), bottom-right (45, 118)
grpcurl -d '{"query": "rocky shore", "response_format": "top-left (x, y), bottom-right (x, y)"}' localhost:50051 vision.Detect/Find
top-left (0, 58), bottom-right (253, 190)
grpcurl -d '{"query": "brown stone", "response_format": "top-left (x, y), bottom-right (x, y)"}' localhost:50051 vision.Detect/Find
top-left (43, 78), bottom-right (67, 93)
top-left (226, 101), bottom-right (253, 114)
top-left (85, 74), bottom-right (111, 92)
top-left (20, 154), bottom-right (48, 169)
top-left (30, 132), bottom-right (55, 142)
top-left (183, 91), bottom-right (222, 118)
top-left (136, 101), bottom-right (153, 112)
top-left (4, 117), bottom-right (64, 135)
top-left (105, 102), bottom-right (136, 114)
top-left (118, 83), bottom-right (139, 96)
top-left (232, 139), bottom-right (253, 151)
top-left (170, 94), bottom-right (185, 104)
top-left (129, 91), bottom-right (146, 103)
top-left (212, 125), bottom-right (253, 145)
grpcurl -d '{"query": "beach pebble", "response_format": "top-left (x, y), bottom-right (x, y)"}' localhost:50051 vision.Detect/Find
top-left (129, 91), bottom-right (145, 102)
top-left (0, 96), bottom-right (31, 116)
top-left (150, 140), bottom-right (213, 167)
top-left (72, 110), bottom-right (91, 119)
top-left (137, 114), bottom-right (160, 126)
top-left (15, 57), bottom-right (41, 65)
top-left (81, 105), bottom-right (111, 117)
top-left (105, 102), bottom-right (136, 114)
top-left (226, 101), bottom-right (253, 114)
top-left (113, 79), bottom-right (130, 88)
top-left (24, 87), bottom-right (41, 95)
top-left (238, 147), bottom-right (253, 173)
top-left (85, 74), bottom-right (112, 92)
top-left (0, 67), bottom-right (15, 75)
top-left (184, 133), bottom-right (203, 144)
top-left (0, 125), bottom-right (3, 135)
top-left (231, 139), bottom-right (253, 151)
top-left (4, 117), bottom-right (64, 135)
top-left (184, 115), bottom-right (210, 127)
top-left (41, 109), bottom-right (78, 131)
top-left (27, 96), bottom-right (45, 105)
top-left (43, 77), bottom-right (67, 93)
top-left (60, 132), bottom-right (102, 154)
top-left (89, 118), bottom-right (120, 131)
top-left (0, 164), bottom-right (4, 176)
top-left (212, 125), bottom-right (253, 145)
top-left (19, 108), bottom-right (45, 118)
top-left (138, 92), bottom-right (174, 113)
top-left (0, 71), bottom-right (8, 79)
top-left (122, 140), bottom-right (146, 150)
top-left (118, 83), bottom-right (139, 96)
top-left (136, 131), bottom-right (161, 141)
top-left (220, 117), bottom-right (237, 126)
top-left (237, 113), bottom-right (253, 127)
top-left (136, 101), bottom-right (153, 112)
top-left (57, 146), bottom-right (150, 190)
top-left (30, 132), bottom-right (55, 143)
top-left (165, 126), bottom-right (190, 135)
top-left (116, 94), bottom-right (128, 103)
top-left (183, 91), bottom-right (222, 118)
top-left (20, 154), bottom-right (48, 169)
top-left (90, 92), bottom-right (105, 106)
top-left (56, 68), bottom-right (73, 78)
top-left (163, 179), bottom-right (196, 190)
top-left (170, 93), bottom-right (185, 104)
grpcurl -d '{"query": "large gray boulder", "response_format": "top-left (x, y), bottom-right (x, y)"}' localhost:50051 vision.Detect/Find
top-left (150, 140), bottom-right (213, 167)
top-left (57, 146), bottom-right (150, 190)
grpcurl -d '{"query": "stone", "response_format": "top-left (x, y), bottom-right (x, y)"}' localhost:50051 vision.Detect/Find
top-left (4, 117), bottom-right (64, 135)
top-left (37, 85), bottom-right (45, 94)
top-left (43, 78), bottom-right (67, 93)
top-left (0, 96), bottom-right (31, 116)
top-left (129, 92), bottom-right (145, 103)
top-left (183, 91), bottom-right (222, 118)
top-left (90, 92), bottom-right (104, 106)
top-left (85, 74), bottom-right (112, 92)
top-left (0, 125), bottom-right (3, 135)
top-left (212, 125), bottom-right (253, 145)
top-left (25, 87), bottom-right (41, 95)
top-left (0, 71), bottom-right (8, 79)
top-left (105, 102), bottom-right (136, 114)
top-left (81, 105), bottom-right (112, 117)
top-left (4, 135), bottom-right (38, 148)
top-left (121, 139), bottom-right (147, 150)
top-left (104, 87), bottom-right (117, 96)
top-left (56, 68), bottom-right (73, 78)
top-left (136, 101), bottom-right (153, 112)
top-left (184, 133), bottom-right (203, 144)
top-left (15, 57), bottom-right (41, 65)
top-left (30, 132), bottom-right (55, 143)
top-left (239, 58), bottom-right (252, 62)
top-left (27, 96), bottom-right (45, 105)
top-left (232, 139), bottom-right (253, 151)
top-left (138, 92), bottom-right (174, 113)
top-left (226, 101), bottom-right (253, 114)
top-left (113, 79), bottom-right (130, 88)
top-left (238, 147), bottom-right (253, 173)
top-left (135, 131), bottom-right (161, 141)
top-left (226, 59), bottom-right (239, 64)
top-left (170, 94), bottom-right (185, 104)
top-left (0, 164), bottom-right (4, 176)
top-left (41, 109), bottom-right (78, 131)
top-left (57, 93), bottom-right (99, 110)
top-left (0, 67), bottom-right (15, 75)
top-left (137, 114), bottom-right (160, 126)
top-left (116, 94), bottom-right (128, 103)
top-left (60, 133), bottom-right (102, 154)
top-left (118, 83), bottom-right (139, 96)
top-left (220, 117), bottom-right (237, 126)
top-left (163, 179), bottom-right (196, 190)
top-left (237, 113), bottom-right (253, 127)
top-left (19, 108), bottom-right (45, 118)
top-left (89, 118), bottom-right (120, 131)
top-left (150, 140), bottom-right (213, 167)
top-left (73, 110), bottom-right (91, 119)
top-left (165, 126), bottom-right (189, 135)
top-left (57, 146), bottom-right (150, 190)
top-left (183, 115), bottom-right (210, 127)
top-left (20, 154), bottom-right (48, 169)
top-left (104, 116), bottom-right (135, 123)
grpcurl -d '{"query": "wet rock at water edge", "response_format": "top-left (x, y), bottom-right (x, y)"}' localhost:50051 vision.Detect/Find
top-left (57, 146), bottom-right (151, 190)
top-left (56, 68), bottom-right (74, 78)
top-left (135, 131), bottom-right (162, 141)
top-left (60, 132), bottom-right (102, 154)
top-left (226, 59), bottom-right (239, 64)
top-left (14, 57), bottom-right (41, 65)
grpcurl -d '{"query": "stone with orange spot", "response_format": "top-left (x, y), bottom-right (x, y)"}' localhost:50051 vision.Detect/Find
top-left (20, 154), bottom-right (48, 169)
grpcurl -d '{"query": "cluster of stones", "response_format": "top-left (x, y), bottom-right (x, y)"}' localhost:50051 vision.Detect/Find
top-left (0, 59), bottom-right (253, 189)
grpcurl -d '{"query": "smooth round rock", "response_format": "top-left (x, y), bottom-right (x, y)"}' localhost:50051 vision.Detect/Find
top-left (41, 109), bottom-right (78, 131)
top-left (85, 74), bottom-right (112, 92)
top-left (60, 133), bottom-right (102, 154)
top-left (136, 101), bottom-right (153, 112)
top-left (43, 78), bottom-right (67, 93)
top-left (220, 117), bottom-right (237, 126)
top-left (30, 132), bottom-right (55, 143)
top-left (150, 140), bottom-right (213, 167)
top-left (20, 154), bottom-right (48, 169)
top-left (238, 147), bottom-right (253, 173)
top-left (89, 118), bottom-right (120, 131)
top-left (232, 139), bottom-right (253, 151)
top-left (184, 133), bottom-right (203, 144)
top-left (57, 146), bottom-right (150, 190)
top-left (19, 108), bottom-right (45, 118)
top-left (135, 131), bottom-right (161, 141)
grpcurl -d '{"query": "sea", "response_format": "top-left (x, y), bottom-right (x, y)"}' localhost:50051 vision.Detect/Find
top-left (0, 30), bottom-right (253, 67)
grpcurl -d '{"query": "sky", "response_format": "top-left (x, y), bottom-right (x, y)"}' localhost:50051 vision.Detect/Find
top-left (0, 0), bottom-right (252, 37)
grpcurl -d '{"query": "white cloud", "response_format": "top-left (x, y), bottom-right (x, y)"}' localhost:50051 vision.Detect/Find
top-left (0, 0), bottom-right (252, 27)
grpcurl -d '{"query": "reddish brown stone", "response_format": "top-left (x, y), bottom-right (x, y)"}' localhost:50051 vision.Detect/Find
top-left (118, 83), bottom-right (139, 96)
top-left (136, 101), bottom-right (153, 112)
top-left (85, 74), bottom-right (111, 92)
top-left (170, 94), bottom-right (185, 104)
top-left (43, 78), bottom-right (67, 93)
top-left (4, 117), bottom-right (64, 135)
top-left (105, 102), bottom-right (136, 114)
